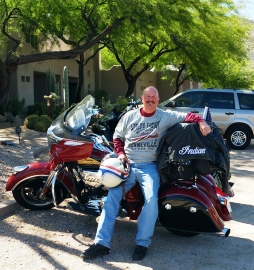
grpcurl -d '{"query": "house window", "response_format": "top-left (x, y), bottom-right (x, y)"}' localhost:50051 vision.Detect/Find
top-left (26, 76), bottom-right (30, 82)
top-left (21, 76), bottom-right (25, 82)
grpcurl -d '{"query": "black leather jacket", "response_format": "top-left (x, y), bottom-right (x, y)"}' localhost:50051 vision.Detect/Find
top-left (156, 122), bottom-right (230, 193)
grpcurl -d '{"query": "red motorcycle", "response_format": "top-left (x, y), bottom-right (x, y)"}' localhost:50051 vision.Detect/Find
top-left (6, 95), bottom-right (234, 237)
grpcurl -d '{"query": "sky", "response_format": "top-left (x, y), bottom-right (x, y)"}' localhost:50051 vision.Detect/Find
top-left (233, 0), bottom-right (254, 21)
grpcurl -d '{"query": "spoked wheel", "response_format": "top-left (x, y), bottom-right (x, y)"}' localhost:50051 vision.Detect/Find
top-left (166, 228), bottom-right (199, 237)
top-left (12, 176), bottom-right (54, 210)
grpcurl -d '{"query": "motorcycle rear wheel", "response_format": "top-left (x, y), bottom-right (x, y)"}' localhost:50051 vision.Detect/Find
top-left (12, 176), bottom-right (54, 210)
top-left (166, 228), bottom-right (199, 237)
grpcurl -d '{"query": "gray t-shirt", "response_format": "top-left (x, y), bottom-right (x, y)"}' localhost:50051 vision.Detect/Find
top-left (113, 108), bottom-right (187, 163)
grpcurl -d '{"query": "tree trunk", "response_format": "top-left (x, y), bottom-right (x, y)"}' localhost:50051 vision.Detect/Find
top-left (0, 60), bottom-right (16, 105)
top-left (125, 78), bottom-right (137, 97)
top-left (173, 64), bottom-right (186, 96)
top-left (75, 53), bottom-right (84, 103)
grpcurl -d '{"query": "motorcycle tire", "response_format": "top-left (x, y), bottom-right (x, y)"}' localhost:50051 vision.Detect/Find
top-left (166, 228), bottom-right (199, 237)
top-left (12, 176), bottom-right (55, 210)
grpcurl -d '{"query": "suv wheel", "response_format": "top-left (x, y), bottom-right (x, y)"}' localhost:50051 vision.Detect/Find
top-left (226, 126), bottom-right (251, 150)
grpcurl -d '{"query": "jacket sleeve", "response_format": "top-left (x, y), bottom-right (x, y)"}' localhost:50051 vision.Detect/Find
top-left (113, 138), bottom-right (125, 156)
top-left (184, 112), bottom-right (205, 124)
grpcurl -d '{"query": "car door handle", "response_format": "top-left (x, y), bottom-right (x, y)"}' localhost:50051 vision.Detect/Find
top-left (225, 112), bottom-right (234, 115)
top-left (191, 110), bottom-right (199, 113)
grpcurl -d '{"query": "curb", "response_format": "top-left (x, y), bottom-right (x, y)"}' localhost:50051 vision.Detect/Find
top-left (0, 199), bottom-right (21, 217)
top-left (0, 145), bottom-right (48, 218)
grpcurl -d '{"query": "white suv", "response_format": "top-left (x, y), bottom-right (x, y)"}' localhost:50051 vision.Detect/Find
top-left (158, 88), bottom-right (254, 150)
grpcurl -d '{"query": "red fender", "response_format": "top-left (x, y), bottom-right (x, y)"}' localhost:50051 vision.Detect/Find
top-left (6, 161), bottom-right (76, 196)
top-left (6, 162), bottom-right (52, 191)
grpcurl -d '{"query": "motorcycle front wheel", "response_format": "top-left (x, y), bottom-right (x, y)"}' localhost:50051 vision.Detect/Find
top-left (166, 228), bottom-right (199, 237)
top-left (12, 176), bottom-right (55, 210)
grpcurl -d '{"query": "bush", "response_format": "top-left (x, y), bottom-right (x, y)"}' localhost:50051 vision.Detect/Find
top-left (34, 121), bottom-right (48, 132)
top-left (27, 103), bottom-right (42, 116)
top-left (39, 115), bottom-right (53, 128)
top-left (0, 98), bottom-right (25, 117)
top-left (24, 114), bottom-right (40, 129)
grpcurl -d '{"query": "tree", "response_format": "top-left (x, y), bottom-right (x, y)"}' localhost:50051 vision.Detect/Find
top-left (101, 0), bottom-right (253, 96)
top-left (160, 15), bottom-right (254, 94)
top-left (0, 0), bottom-right (128, 106)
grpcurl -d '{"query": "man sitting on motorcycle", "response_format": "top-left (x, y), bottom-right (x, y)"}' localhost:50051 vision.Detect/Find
top-left (81, 86), bottom-right (211, 260)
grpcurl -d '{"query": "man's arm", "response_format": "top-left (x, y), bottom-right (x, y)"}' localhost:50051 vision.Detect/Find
top-left (113, 138), bottom-right (129, 164)
top-left (184, 112), bottom-right (211, 136)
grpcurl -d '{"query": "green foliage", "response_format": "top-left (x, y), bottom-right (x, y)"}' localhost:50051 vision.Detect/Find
top-left (41, 102), bottom-right (48, 115)
top-left (100, 95), bottom-right (134, 114)
top-left (46, 69), bottom-right (59, 96)
top-left (34, 121), bottom-right (48, 132)
top-left (24, 114), bottom-right (40, 129)
top-left (0, 104), bottom-right (6, 116)
top-left (52, 104), bottom-right (64, 120)
top-left (203, 59), bottom-right (254, 89)
top-left (39, 115), bottom-right (52, 128)
top-left (90, 89), bottom-right (108, 106)
top-left (27, 103), bottom-right (42, 116)
top-left (44, 69), bottom-right (64, 119)
top-left (44, 92), bottom-right (64, 119)
top-left (101, 101), bottom-right (114, 114)
top-left (1, 0), bottom-right (253, 103)
top-left (1, 98), bottom-right (25, 117)
top-left (115, 96), bottom-right (129, 107)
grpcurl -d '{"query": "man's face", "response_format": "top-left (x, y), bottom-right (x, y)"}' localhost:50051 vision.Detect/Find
top-left (142, 88), bottom-right (160, 112)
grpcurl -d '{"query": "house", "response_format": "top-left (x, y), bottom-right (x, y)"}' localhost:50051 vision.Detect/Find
top-left (7, 40), bottom-right (197, 111)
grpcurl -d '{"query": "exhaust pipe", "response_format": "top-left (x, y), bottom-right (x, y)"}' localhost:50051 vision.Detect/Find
top-left (199, 228), bottom-right (230, 237)
top-left (216, 228), bottom-right (230, 237)
top-left (168, 228), bottom-right (231, 237)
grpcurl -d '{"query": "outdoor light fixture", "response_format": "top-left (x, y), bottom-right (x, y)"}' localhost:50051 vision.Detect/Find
top-left (15, 126), bottom-right (22, 144)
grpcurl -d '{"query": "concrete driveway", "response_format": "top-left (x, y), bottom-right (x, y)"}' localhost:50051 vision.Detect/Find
top-left (0, 143), bottom-right (254, 270)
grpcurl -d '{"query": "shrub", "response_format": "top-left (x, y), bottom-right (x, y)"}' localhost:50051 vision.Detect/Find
top-left (34, 121), bottom-right (48, 132)
top-left (27, 103), bottom-right (42, 116)
top-left (24, 114), bottom-right (40, 129)
top-left (0, 98), bottom-right (25, 117)
top-left (39, 115), bottom-right (53, 128)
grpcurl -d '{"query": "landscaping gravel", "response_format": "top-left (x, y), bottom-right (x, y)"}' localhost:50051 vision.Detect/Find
top-left (0, 120), bottom-right (48, 203)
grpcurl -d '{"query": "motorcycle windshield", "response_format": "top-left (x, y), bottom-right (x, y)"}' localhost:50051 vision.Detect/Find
top-left (65, 95), bottom-right (95, 131)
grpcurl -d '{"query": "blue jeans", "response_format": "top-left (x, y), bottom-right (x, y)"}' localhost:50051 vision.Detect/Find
top-left (94, 162), bottom-right (160, 248)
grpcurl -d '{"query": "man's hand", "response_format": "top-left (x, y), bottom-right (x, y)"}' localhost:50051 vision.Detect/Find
top-left (199, 121), bottom-right (211, 136)
top-left (118, 153), bottom-right (129, 165)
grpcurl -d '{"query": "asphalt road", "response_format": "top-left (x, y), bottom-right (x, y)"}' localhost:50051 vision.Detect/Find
top-left (0, 143), bottom-right (254, 270)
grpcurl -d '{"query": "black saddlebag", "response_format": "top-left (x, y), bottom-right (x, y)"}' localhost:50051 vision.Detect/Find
top-left (157, 122), bottom-right (230, 193)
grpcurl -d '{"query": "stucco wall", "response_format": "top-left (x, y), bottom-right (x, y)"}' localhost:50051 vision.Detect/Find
top-left (8, 40), bottom-right (95, 107)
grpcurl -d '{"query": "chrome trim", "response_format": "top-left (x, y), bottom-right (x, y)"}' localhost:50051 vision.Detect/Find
top-left (10, 174), bottom-right (49, 191)
top-left (12, 166), bottom-right (29, 174)
top-left (217, 194), bottom-right (230, 206)
top-left (190, 207), bottom-right (197, 213)
top-left (165, 203), bottom-right (172, 210)
top-left (47, 127), bottom-right (63, 143)
top-left (200, 228), bottom-right (230, 237)
top-left (51, 173), bottom-right (59, 207)
top-left (51, 173), bottom-right (76, 208)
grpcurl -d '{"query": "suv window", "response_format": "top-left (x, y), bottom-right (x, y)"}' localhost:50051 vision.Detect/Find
top-left (172, 91), bottom-right (205, 108)
top-left (203, 92), bottom-right (235, 109)
top-left (238, 93), bottom-right (254, 110)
